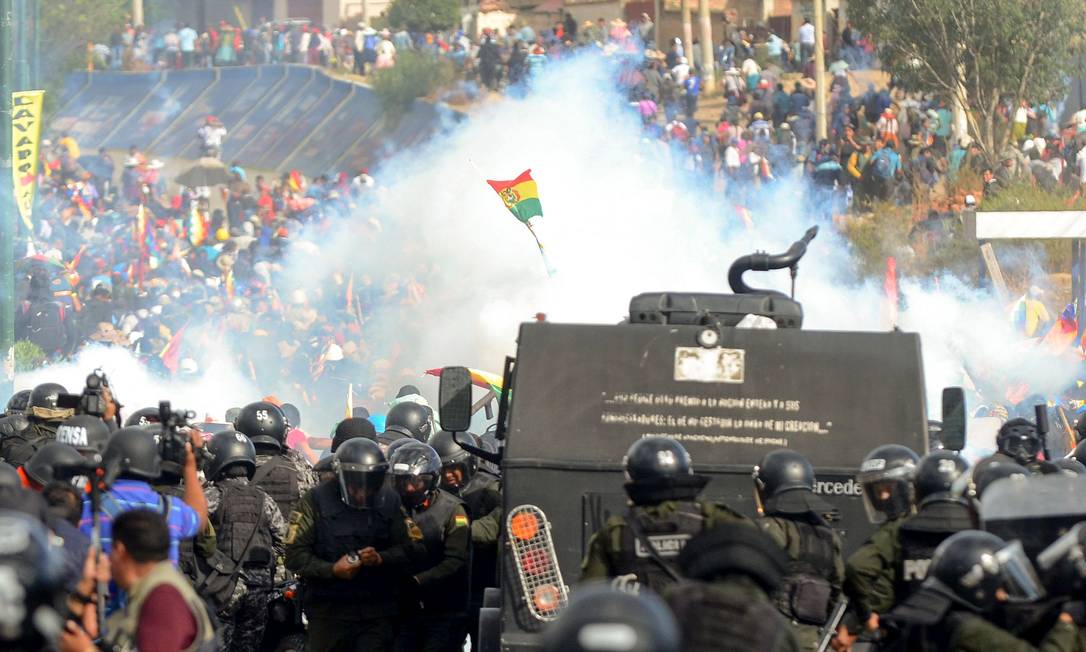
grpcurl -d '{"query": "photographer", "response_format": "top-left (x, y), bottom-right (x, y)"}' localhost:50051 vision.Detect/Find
top-left (60, 509), bottom-right (217, 652)
top-left (78, 427), bottom-right (209, 588)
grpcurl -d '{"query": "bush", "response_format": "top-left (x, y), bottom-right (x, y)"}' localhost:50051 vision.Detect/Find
top-left (372, 51), bottom-right (455, 112)
top-left (14, 340), bottom-right (46, 373)
top-left (385, 0), bottom-right (458, 33)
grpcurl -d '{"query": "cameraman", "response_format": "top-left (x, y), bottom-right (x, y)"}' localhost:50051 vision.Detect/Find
top-left (79, 427), bottom-right (209, 590)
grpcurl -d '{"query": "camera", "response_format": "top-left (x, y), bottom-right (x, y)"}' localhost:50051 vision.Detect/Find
top-left (57, 370), bottom-right (115, 419)
top-left (158, 400), bottom-right (198, 476)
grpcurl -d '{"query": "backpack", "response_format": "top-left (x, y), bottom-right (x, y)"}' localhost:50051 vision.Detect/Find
top-left (872, 152), bottom-right (894, 180)
top-left (20, 300), bottom-right (65, 353)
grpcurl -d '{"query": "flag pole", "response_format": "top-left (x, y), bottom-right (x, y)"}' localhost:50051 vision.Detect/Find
top-left (469, 157), bottom-right (555, 277)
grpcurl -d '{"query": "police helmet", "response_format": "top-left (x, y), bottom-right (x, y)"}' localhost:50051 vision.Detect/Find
top-left (389, 443), bottom-right (441, 508)
top-left (623, 437), bottom-right (693, 483)
top-left (678, 524), bottom-right (788, 596)
top-left (967, 459), bottom-right (1029, 500)
top-left (914, 450), bottom-right (969, 505)
top-left (56, 414), bottom-right (112, 457)
top-left (385, 401), bottom-right (433, 442)
top-left (752, 449), bottom-right (831, 517)
top-left (428, 430), bottom-right (477, 492)
top-left (28, 383), bottom-right (67, 411)
top-left (857, 444), bottom-right (919, 524)
top-left (206, 430), bottom-right (257, 480)
top-left (5, 390), bottom-right (31, 415)
top-left (103, 426), bottom-right (162, 481)
top-left (24, 442), bottom-right (85, 487)
top-left (475, 431), bottom-right (502, 477)
top-left (0, 510), bottom-right (68, 649)
top-left (542, 586), bottom-right (681, 652)
top-left (0, 461), bottom-right (20, 489)
top-left (996, 418), bottom-right (1042, 466)
top-left (332, 438), bottom-right (388, 509)
top-left (124, 406), bottom-right (162, 428)
top-left (331, 417), bottom-right (377, 453)
top-left (234, 401), bottom-right (289, 450)
top-left (386, 437), bottom-right (425, 460)
top-left (928, 530), bottom-right (1043, 612)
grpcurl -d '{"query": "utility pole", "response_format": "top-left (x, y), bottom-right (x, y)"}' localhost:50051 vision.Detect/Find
top-left (132, 0), bottom-right (144, 27)
top-left (13, 0), bottom-right (26, 90)
top-left (697, 0), bottom-right (713, 88)
top-left (1, 0), bottom-right (15, 401)
top-left (680, 0), bottom-right (693, 66)
top-left (813, 0), bottom-right (827, 140)
top-left (652, 0), bottom-right (660, 49)
top-left (29, 0), bottom-right (38, 87)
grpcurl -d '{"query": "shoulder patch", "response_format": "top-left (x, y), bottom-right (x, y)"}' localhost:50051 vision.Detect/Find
top-left (285, 522), bottom-right (299, 545)
top-left (453, 514), bottom-right (469, 528)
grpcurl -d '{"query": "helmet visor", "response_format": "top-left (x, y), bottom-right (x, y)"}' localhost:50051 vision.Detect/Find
top-left (391, 473), bottom-right (433, 507)
top-left (859, 476), bottom-right (913, 524)
top-left (337, 464), bottom-right (387, 508)
top-left (441, 461), bottom-right (474, 491)
top-left (995, 540), bottom-right (1045, 603)
top-left (1002, 434), bottom-right (1041, 464)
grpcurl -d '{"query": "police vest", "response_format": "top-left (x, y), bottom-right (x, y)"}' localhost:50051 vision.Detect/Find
top-left (1, 420), bottom-right (56, 467)
top-left (617, 501), bottom-right (705, 593)
top-left (772, 517), bottom-right (837, 625)
top-left (894, 501), bottom-right (973, 602)
top-left (666, 579), bottom-right (790, 652)
top-left (253, 453), bottom-right (301, 519)
top-left (410, 489), bottom-right (470, 612)
top-left (308, 482), bottom-right (400, 606)
top-left (212, 482), bottom-right (276, 579)
top-left (105, 561), bottom-right (217, 652)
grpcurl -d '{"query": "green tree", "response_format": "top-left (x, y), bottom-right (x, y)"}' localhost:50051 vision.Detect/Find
top-left (849, 0), bottom-right (1086, 159)
top-left (372, 50), bottom-right (454, 112)
top-left (385, 0), bottom-right (460, 33)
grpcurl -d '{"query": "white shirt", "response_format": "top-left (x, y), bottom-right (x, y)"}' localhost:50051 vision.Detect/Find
top-left (741, 58), bottom-right (760, 76)
top-left (671, 63), bottom-right (690, 85)
top-left (799, 23), bottom-right (816, 45)
top-left (198, 124), bottom-right (228, 147)
top-left (1076, 147), bottom-right (1086, 183)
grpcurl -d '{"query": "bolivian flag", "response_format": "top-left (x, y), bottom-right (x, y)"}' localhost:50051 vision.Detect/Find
top-left (486, 169), bottom-right (542, 224)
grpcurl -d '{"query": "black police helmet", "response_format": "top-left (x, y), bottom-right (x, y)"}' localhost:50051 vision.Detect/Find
top-left (389, 443), bottom-right (441, 508)
top-left (754, 449), bottom-right (815, 498)
top-left (331, 417), bottom-right (377, 453)
top-left (386, 437), bottom-right (425, 460)
top-left (0, 510), bottom-right (68, 648)
top-left (542, 586), bottom-right (680, 652)
top-left (206, 430), bottom-right (257, 480)
top-left (25, 442), bottom-right (85, 487)
top-left (678, 524), bottom-right (788, 596)
top-left (0, 461), bottom-right (20, 489)
top-left (385, 401), bottom-right (433, 442)
top-left (996, 418), bottom-right (1042, 465)
top-left (56, 414), bottom-right (112, 457)
top-left (929, 530), bottom-right (1042, 612)
top-left (915, 450), bottom-right (969, 504)
top-left (857, 444), bottom-right (920, 524)
top-left (428, 430), bottom-right (477, 491)
top-left (281, 403), bottom-right (302, 428)
top-left (103, 426), bottom-right (162, 481)
top-left (5, 389), bottom-right (31, 415)
top-left (29, 383), bottom-right (67, 411)
top-left (124, 406), bottom-right (162, 428)
top-left (971, 459), bottom-right (1029, 500)
top-left (332, 438), bottom-right (388, 508)
top-left (234, 401), bottom-right (289, 450)
top-left (623, 437), bottom-right (692, 483)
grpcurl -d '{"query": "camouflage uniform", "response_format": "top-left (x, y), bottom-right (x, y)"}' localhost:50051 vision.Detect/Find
top-left (0, 408), bottom-right (71, 466)
top-left (255, 449), bottom-right (318, 511)
top-left (205, 477), bottom-right (287, 652)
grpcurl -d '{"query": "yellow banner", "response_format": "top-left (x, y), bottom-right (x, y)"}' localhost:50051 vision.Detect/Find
top-left (11, 90), bottom-right (45, 231)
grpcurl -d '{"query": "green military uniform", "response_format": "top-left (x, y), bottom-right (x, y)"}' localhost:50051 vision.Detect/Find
top-left (759, 516), bottom-right (845, 650)
top-left (580, 500), bottom-right (751, 584)
top-left (285, 485), bottom-right (420, 652)
top-left (844, 518), bottom-right (904, 622)
top-left (950, 612), bottom-right (1079, 652)
top-left (663, 575), bottom-right (805, 651)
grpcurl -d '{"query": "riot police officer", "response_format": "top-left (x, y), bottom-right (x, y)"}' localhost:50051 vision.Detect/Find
top-left (977, 418), bottom-right (1044, 473)
top-left (389, 443), bottom-right (470, 652)
top-left (580, 436), bottom-right (750, 592)
top-left (1, 390), bottom-right (31, 441)
top-left (123, 406), bottom-right (162, 428)
top-left (841, 444), bottom-right (919, 645)
top-left (753, 449), bottom-right (844, 649)
top-left (235, 401), bottom-right (316, 520)
top-left (544, 585), bottom-right (681, 652)
top-left (23, 442), bottom-right (84, 490)
top-left (891, 450), bottom-right (973, 605)
top-left (881, 530), bottom-right (1076, 651)
top-left (204, 429), bottom-right (287, 652)
top-left (386, 401), bottom-right (434, 442)
top-left (284, 438), bottom-right (423, 652)
top-left (1, 382), bottom-right (73, 466)
top-left (55, 414), bottom-right (112, 459)
top-left (4, 389), bottom-right (31, 415)
top-left (663, 525), bottom-right (801, 651)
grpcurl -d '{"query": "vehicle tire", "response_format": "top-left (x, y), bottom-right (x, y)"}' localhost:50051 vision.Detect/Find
top-left (273, 632), bottom-right (307, 652)
top-left (483, 587), bottom-right (501, 609)
top-left (478, 607), bottom-right (501, 652)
